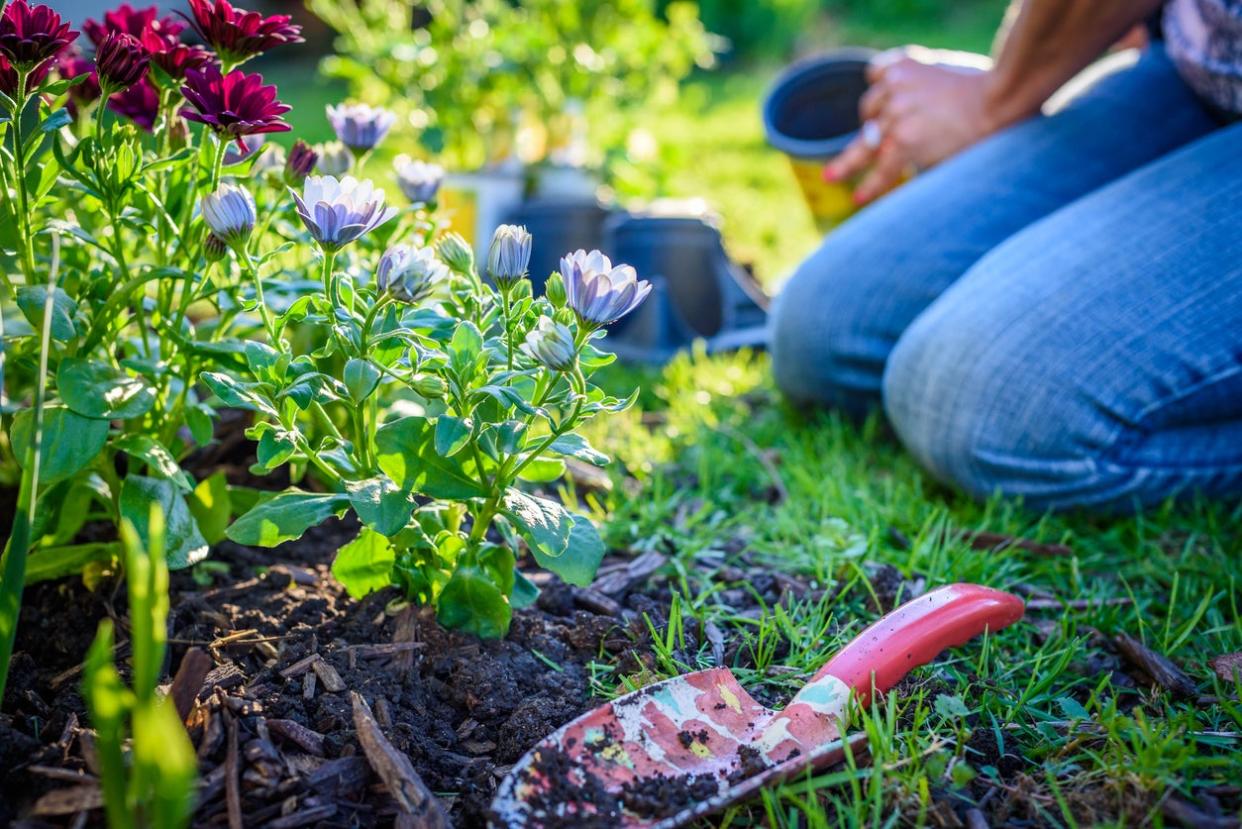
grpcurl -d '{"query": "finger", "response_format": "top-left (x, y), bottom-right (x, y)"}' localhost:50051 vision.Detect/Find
top-left (824, 134), bottom-right (876, 182)
top-left (866, 47), bottom-right (906, 83)
top-left (859, 83), bottom-right (889, 121)
top-left (853, 141), bottom-right (906, 205)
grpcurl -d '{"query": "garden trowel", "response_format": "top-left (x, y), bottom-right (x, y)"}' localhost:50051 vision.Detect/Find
top-left (491, 583), bottom-right (1023, 828)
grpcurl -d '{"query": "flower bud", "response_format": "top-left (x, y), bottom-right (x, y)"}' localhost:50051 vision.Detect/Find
top-left (436, 232), bottom-right (474, 276)
top-left (544, 271), bottom-right (567, 307)
top-left (201, 183), bottom-right (255, 247)
top-left (95, 31), bottom-right (148, 92)
top-left (487, 224), bottom-right (532, 290)
top-left (375, 243), bottom-right (448, 304)
top-left (394, 154), bottom-right (444, 204)
top-left (203, 232), bottom-right (229, 262)
top-left (284, 139), bottom-right (318, 186)
top-left (315, 141), bottom-right (353, 177)
top-left (554, 307), bottom-right (577, 327)
top-left (327, 102), bottom-right (396, 154)
top-left (522, 317), bottom-right (577, 372)
top-left (412, 374), bottom-right (446, 399)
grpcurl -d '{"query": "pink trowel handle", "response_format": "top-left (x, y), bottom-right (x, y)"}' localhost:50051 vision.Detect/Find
top-left (812, 583), bottom-right (1024, 709)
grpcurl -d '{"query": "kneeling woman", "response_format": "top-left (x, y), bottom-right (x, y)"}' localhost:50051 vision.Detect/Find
top-left (771, 0), bottom-right (1242, 512)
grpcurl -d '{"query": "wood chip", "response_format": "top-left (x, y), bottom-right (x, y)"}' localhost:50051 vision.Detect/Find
top-left (280, 654), bottom-right (321, 679)
top-left (392, 606), bottom-right (419, 673)
top-left (267, 719), bottom-right (326, 757)
top-left (350, 691), bottom-right (449, 828)
top-left (1115, 632), bottom-right (1198, 699)
top-left (958, 530), bottom-right (1072, 558)
top-left (225, 713), bottom-right (243, 829)
top-left (302, 670), bottom-right (317, 700)
top-left (306, 756), bottom-right (369, 796)
top-left (1162, 796), bottom-right (1240, 829)
top-left (266, 804), bottom-right (338, 828)
top-left (704, 621), bottom-right (726, 667)
top-left (591, 551), bottom-right (667, 597)
top-left (964, 808), bottom-right (990, 829)
top-left (269, 564), bottom-right (318, 587)
top-left (26, 765), bottom-right (98, 784)
top-left (31, 785), bottom-right (104, 816)
top-left (375, 698), bottom-right (393, 730)
top-left (1209, 652), bottom-right (1242, 683)
top-left (348, 642), bottom-right (425, 659)
top-left (171, 647), bottom-right (214, 723)
top-left (311, 658), bottom-right (346, 693)
top-left (571, 587), bottom-right (623, 618)
top-left (202, 661), bottom-right (247, 693)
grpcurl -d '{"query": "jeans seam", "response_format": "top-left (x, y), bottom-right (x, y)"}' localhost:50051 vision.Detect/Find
top-left (1099, 362), bottom-right (1242, 470)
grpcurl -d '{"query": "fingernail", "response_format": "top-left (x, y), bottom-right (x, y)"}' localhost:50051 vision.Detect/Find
top-left (823, 164), bottom-right (839, 182)
top-left (852, 189), bottom-right (870, 206)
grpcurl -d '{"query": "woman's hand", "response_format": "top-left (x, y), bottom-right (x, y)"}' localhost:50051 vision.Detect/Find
top-left (824, 47), bottom-right (997, 205)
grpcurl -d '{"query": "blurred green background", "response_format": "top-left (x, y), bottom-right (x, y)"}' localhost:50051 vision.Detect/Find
top-left (268, 0), bottom-right (1008, 289)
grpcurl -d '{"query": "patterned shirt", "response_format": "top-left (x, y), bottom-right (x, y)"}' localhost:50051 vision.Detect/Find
top-left (1165, 0), bottom-right (1242, 113)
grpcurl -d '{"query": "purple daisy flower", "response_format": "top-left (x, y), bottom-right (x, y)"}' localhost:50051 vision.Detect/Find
top-left (290, 175), bottom-right (398, 252)
top-left (180, 65), bottom-right (290, 140)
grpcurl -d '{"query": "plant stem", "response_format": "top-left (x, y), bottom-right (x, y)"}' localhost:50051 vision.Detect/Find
top-left (11, 70), bottom-right (37, 290)
top-left (0, 233), bottom-right (61, 708)
top-left (239, 248), bottom-right (277, 342)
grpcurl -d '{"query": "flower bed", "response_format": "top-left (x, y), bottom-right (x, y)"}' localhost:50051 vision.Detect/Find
top-left (0, 0), bottom-right (671, 823)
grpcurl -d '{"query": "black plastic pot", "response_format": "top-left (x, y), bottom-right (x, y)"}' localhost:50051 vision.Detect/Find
top-left (601, 212), bottom-right (769, 363)
top-left (504, 197), bottom-right (613, 294)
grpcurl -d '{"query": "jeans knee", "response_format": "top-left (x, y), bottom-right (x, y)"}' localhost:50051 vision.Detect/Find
top-left (882, 305), bottom-right (1113, 510)
top-left (771, 249), bottom-right (891, 417)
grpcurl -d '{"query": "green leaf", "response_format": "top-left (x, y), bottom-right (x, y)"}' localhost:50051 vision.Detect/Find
top-left (549, 433), bottom-right (610, 467)
top-left (331, 528), bottom-right (396, 599)
top-left (376, 417), bottom-right (488, 500)
top-left (345, 476), bottom-right (414, 537)
top-left (225, 489), bottom-right (349, 547)
top-left (11, 405), bottom-right (108, 484)
top-left (113, 434), bottom-right (193, 490)
top-left (16, 285), bottom-right (77, 340)
top-left (186, 403), bottom-right (215, 446)
top-left (503, 489), bottom-right (571, 558)
top-left (200, 372), bottom-right (279, 418)
top-left (26, 541), bottom-right (120, 583)
top-left (186, 472), bottom-right (231, 545)
top-left (436, 565), bottom-right (511, 638)
top-left (511, 569), bottom-right (540, 609)
top-left (119, 476), bottom-right (210, 569)
top-left (516, 457), bottom-right (566, 483)
top-left (434, 415), bottom-right (472, 458)
top-left (503, 489), bottom-right (608, 585)
top-left (934, 694), bottom-right (971, 720)
top-left (40, 107), bottom-right (72, 133)
top-left (130, 698), bottom-right (198, 829)
top-left (344, 358), bottom-right (381, 403)
top-left (254, 427), bottom-right (298, 472)
top-left (58, 358), bottom-right (156, 420)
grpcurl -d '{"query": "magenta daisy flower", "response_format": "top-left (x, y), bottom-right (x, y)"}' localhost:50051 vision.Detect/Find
top-left (83, 4), bottom-right (182, 47)
top-left (139, 24), bottom-right (214, 81)
top-left (95, 31), bottom-right (148, 92)
top-left (0, 0), bottom-right (78, 72)
top-left (108, 75), bottom-right (159, 130)
top-left (180, 65), bottom-right (290, 140)
top-left (182, 0), bottom-right (303, 68)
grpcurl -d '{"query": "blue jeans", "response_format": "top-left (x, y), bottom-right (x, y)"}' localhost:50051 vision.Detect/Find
top-left (770, 47), bottom-right (1242, 511)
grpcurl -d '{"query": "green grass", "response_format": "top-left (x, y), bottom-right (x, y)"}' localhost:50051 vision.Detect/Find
top-left (274, 6), bottom-right (1240, 821)
top-left (581, 350), bottom-right (1242, 826)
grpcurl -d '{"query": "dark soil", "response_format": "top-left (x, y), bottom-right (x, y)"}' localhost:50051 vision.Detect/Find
top-left (0, 513), bottom-right (654, 828)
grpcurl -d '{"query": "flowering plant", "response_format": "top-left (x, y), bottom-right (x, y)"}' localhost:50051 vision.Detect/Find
top-left (0, 0), bottom-right (306, 700)
top-left (214, 214), bottom-right (649, 636)
top-left (0, 0), bottom-right (649, 719)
